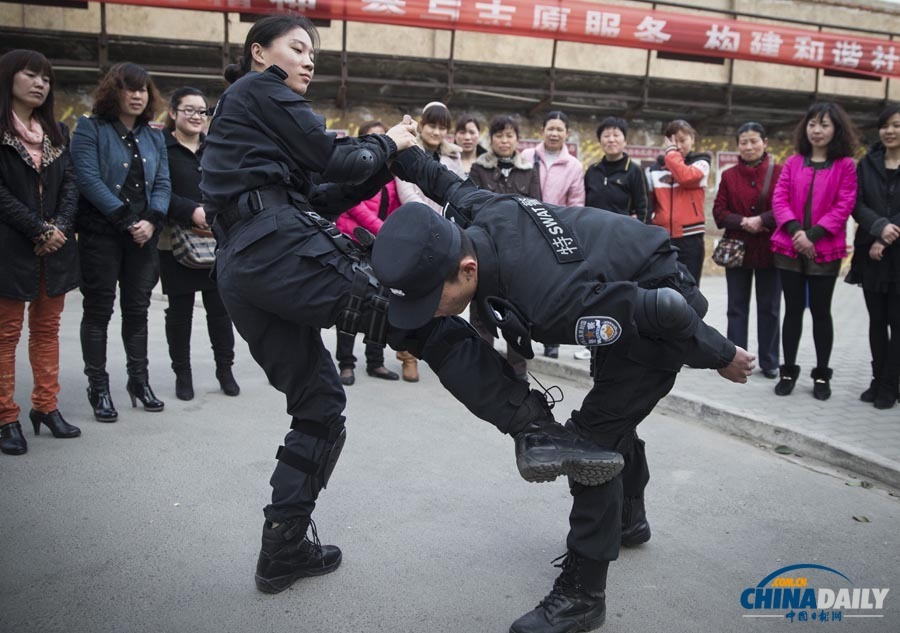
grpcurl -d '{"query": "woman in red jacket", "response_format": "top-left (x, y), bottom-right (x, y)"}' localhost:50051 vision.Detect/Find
top-left (648, 119), bottom-right (711, 285)
top-left (713, 122), bottom-right (782, 379)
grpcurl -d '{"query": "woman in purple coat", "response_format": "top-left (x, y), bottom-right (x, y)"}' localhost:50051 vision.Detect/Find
top-left (713, 122), bottom-right (783, 379)
top-left (771, 102), bottom-right (859, 400)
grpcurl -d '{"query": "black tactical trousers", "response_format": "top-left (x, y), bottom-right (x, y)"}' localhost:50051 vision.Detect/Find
top-left (566, 335), bottom-right (685, 563)
top-left (214, 204), bottom-right (533, 524)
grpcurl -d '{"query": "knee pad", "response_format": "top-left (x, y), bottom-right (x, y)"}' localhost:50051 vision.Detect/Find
top-left (275, 416), bottom-right (347, 490)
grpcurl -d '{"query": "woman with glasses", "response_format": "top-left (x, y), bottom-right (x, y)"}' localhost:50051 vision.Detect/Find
top-left (0, 49), bottom-right (81, 455)
top-left (159, 87), bottom-right (238, 401)
top-left (70, 62), bottom-right (171, 421)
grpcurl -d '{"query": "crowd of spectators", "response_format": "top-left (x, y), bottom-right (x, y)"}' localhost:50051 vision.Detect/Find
top-left (1, 47), bottom-right (898, 457)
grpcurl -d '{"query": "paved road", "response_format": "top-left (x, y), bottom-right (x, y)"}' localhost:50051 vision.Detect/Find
top-left (1, 303), bottom-right (899, 633)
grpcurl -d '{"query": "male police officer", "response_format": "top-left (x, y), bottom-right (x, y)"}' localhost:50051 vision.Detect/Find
top-left (371, 147), bottom-right (754, 633)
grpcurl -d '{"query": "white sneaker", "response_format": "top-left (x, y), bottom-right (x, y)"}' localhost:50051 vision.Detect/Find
top-left (573, 348), bottom-right (592, 360)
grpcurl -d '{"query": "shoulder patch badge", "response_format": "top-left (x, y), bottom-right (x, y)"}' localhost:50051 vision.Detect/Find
top-left (575, 316), bottom-right (622, 347)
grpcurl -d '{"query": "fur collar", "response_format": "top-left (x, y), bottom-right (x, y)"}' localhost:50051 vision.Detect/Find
top-left (1, 129), bottom-right (64, 171)
top-left (474, 149), bottom-right (532, 170)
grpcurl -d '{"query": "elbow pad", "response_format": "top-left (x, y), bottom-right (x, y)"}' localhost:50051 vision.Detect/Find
top-left (321, 143), bottom-right (380, 185)
top-left (634, 287), bottom-right (698, 341)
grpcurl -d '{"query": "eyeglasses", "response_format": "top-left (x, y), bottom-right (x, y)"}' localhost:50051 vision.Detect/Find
top-left (176, 107), bottom-right (209, 118)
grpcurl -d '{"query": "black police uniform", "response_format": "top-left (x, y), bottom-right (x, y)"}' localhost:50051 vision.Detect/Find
top-left (376, 148), bottom-right (737, 630)
top-left (200, 67), bottom-right (618, 594)
top-left (200, 65), bottom-right (409, 530)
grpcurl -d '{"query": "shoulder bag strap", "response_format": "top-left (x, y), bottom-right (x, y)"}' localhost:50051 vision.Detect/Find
top-left (758, 157), bottom-right (776, 213)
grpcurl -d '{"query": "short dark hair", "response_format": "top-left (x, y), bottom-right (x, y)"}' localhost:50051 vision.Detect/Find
top-left (165, 86), bottom-right (207, 131)
top-left (455, 114), bottom-right (480, 134)
top-left (92, 62), bottom-right (159, 127)
top-left (596, 116), bottom-right (628, 140)
top-left (489, 114), bottom-right (519, 138)
top-left (445, 229), bottom-right (477, 282)
top-left (735, 121), bottom-right (767, 142)
top-left (877, 104), bottom-right (900, 130)
top-left (794, 102), bottom-right (859, 160)
top-left (225, 15), bottom-right (320, 84)
top-left (543, 110), bottom-right (569, 130)
top-left (0, 49), bottom-right (64, 146)
top-left (358, 120), bottom-right (385, 136)
top-left (664, 119), bottom-right (697, 139)
top-left (421, 102), bottom-right (452, 130)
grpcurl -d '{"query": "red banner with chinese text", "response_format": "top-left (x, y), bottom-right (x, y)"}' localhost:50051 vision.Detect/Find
top-left (99, 0), bottom-right (900, 79)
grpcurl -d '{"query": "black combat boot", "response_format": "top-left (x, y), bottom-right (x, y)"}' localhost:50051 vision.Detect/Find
top-left (510, 552), bottom-right (608, 633)
top-left (511, 391), bottom-right (623, 486)
top-left (620, 496), bottom-right (651, 547)
top-left (774, 365), bottom-right (800, 396)
top-left (515, 420), bottom-right (624, 486)
top-left (255, 518), bottom-right (342, 594)
top-left (811, 367), bottom-right (833, 401)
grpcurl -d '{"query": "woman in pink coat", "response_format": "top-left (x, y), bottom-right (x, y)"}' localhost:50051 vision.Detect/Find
top-left (333, 120), bottom-right (402, 386)
top-left (771, 102), bottom-right (859, 400)
top-left (521, 110), bottom-right (585, 359)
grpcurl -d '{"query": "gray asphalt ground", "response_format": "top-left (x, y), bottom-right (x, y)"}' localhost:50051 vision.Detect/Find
top-left (1, 298), bottom-right (899, 633)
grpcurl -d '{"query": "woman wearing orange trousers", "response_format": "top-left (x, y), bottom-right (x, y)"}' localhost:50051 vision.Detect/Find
top-left (0, 49), bottom-right (81, 455)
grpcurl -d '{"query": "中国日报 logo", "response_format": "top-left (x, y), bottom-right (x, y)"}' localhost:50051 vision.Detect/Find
top-left (741, 564), bottom-right (889, 623)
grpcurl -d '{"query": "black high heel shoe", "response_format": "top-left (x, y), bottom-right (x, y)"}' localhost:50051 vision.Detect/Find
top-left (0, 421), bottom-right (27, 455)
top-left (126, 380), bottom-right (165, 412)
top-left (87, 386), bottom-right (118, 422)
top-left (29, 409), bottom-right (81, 438)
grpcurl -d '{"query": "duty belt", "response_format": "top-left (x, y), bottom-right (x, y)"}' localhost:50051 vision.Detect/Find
top-left (217, 187), bottom-right (303, 232)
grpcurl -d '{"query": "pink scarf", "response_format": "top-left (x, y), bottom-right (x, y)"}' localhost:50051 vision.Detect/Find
top-left (12, 110), bottom-right (44, 169)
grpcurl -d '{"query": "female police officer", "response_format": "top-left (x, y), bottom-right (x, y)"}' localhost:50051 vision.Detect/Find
top-left (199, 15), bottom-right (421, 593)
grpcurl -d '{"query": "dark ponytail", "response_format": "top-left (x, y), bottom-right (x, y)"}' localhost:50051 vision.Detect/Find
top-left (224, 15), bottom-right (320, 84)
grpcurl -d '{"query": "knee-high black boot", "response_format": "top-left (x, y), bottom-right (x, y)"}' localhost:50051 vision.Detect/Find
top-left (165, 304), bottom-right (194, 400)
top-left (81, 319), bottom-right (117, 422)
top-left (124, 328), bottom-right (164, 412)
top-left (208, 312), bottom-right (239, 396)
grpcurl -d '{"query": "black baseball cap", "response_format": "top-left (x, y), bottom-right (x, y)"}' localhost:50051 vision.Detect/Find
top-left (371, 202), bottom-right (462, 330)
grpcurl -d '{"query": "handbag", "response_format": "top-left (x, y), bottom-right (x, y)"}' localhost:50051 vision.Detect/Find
top-left (170, 223), bottom-right (216, 269)
top-left (712, 157), bottom-right (776, 269)
top-left (712, 237), bottom-right (746, 268)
